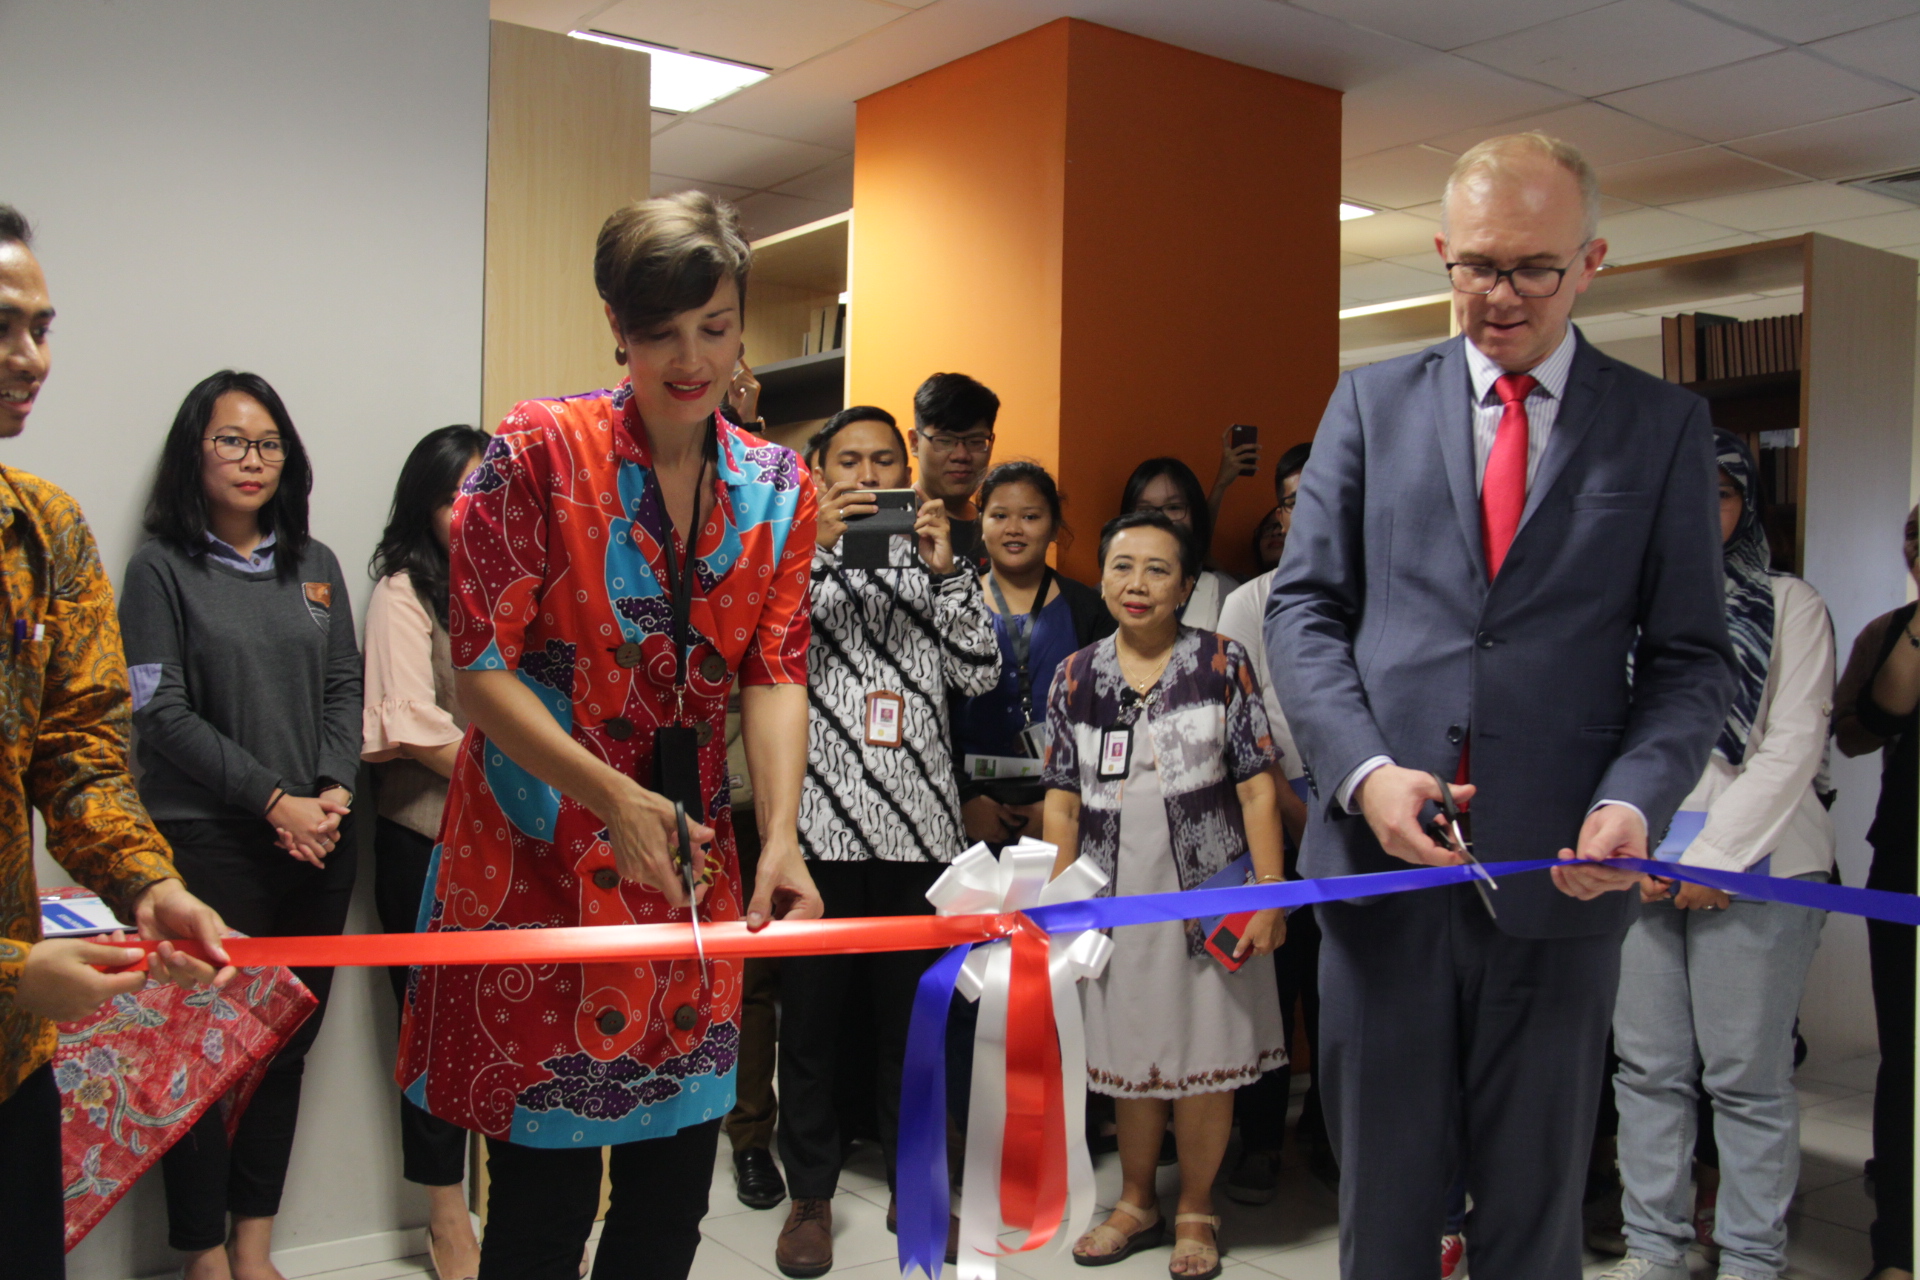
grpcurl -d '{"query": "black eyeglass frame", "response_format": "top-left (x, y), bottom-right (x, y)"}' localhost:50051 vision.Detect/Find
top-left (205, 434), bottom-right (288, 464)
top-left (1442, 240), bottom-right (1594, 299)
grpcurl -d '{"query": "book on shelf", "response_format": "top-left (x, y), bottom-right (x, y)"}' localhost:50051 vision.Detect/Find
top-left (1660, 312), bottom-right (1802, 383)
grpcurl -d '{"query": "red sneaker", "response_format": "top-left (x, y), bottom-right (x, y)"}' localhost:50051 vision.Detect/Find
top-left (1440, 1233), bottom-right (1467, 1279)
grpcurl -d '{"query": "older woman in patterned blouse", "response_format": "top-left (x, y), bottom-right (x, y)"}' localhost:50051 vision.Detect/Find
top-left (396, 192), bottom-right (821, 1280)
top-left (1044, 510), bottom-right (1288, 1280)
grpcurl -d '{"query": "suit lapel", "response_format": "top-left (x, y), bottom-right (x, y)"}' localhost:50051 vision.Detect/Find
top-left (1520, 335), bottom-right (1612, 530)
top-left (1430, 337), bottom-right (1487, 582)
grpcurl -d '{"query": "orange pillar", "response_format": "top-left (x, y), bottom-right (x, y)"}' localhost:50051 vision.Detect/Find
top-left (849, 18), bottom-right (1340, 583)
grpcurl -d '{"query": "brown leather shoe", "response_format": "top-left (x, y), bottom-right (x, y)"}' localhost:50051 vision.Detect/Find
top-left (776, 1197), bottom-right (834, 1278)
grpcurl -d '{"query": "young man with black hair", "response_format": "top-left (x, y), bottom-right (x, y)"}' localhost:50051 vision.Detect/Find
top-left (0, 204), bottom-right (232, 1280)
top-left (910, 372), bottom-right (1000, 577)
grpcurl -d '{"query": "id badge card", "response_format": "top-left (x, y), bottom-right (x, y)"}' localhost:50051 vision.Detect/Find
top-left (1098, 726), bottom-right (1133, 779)
top-left (865, 690), bottom-right (904, 747)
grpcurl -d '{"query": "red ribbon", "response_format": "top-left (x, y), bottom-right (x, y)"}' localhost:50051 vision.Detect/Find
top-left (996, 918), bottom-right (1068, 1256)
top-left (121, 914), bottom-right (1017, 971)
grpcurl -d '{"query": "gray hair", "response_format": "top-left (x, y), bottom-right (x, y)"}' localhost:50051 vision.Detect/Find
top-left (1441, 132), bottom-right (1600, 244)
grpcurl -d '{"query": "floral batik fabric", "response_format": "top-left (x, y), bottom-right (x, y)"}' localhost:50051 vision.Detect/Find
top-left (0, 467), bottom-right (179, 1104)
top-left (397, 389), bottom-right (815, 1148)
top-left (1041, 626), bottom-right (1277, 956)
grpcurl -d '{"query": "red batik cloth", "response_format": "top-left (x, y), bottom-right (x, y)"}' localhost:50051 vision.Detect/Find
top-left (53, 956), bottom-right (315, 1250)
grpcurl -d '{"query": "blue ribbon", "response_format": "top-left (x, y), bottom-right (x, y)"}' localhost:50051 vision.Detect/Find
top-left (895, 853), bottom-right (1917, 1276)
top-left (897, 942), bottom-right (971, 1278)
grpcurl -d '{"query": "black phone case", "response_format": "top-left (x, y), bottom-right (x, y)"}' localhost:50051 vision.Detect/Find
top-left (652, 725), bottom-right (705, 823)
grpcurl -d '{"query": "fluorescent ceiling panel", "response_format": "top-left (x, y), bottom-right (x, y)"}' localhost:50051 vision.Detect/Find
top-left (569, 31), bottom-right (769, 112)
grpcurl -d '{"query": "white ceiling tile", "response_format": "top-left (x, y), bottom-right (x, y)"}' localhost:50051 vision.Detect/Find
top-left (1777, 208), bottom-right (1920, 248)
top-left (1575, 312), bottom-right (1666, 342)
top-left (1883, 241), bottom-right (1920, 259)
top-left (648, 122), bottom-right (845, 190)
top-left (1341, 53), bottom-right (1578, 157)
top-left (1341, 259), bottom-right (1454, 303)
top-left (1605, 232), bottom-right (1764, 263)
top-left (1341, 209), bottom-right (1445, 258)
top-left (650, 173), bottom-right (755, 201)
top-left (1342, 145), bottom-right (1461, 209)
top-left (591, 0), bottom-right (906, 71)
top-left (1728, 100), bottom-right (1920, 179)
top-left (768, 154), bottom-right (854, 208)
top-left (1284, 0), bottom-right (1615, 50)
top-left (1598, 50), bottom-right (1908, 142)
top-left (651, 110), bottom-right (679, 134)
top-left (1424, 101), bottom-right (1702, 167)
top-left (1340, 251), bottom-right (1375, 266)
top-left (1456, 0), bottom-right (1780, 97)
top-left (1383, 252), bottom-right (1452, 277)
top-left (733, 190), bottom-right (844, 241)
top-left (1595, 205), bottom-right (1755, 256)
top-left (1597, 145), bottom-right (1802, 205)
top-left (1810, 14), bottom-right (1920, 91)
top-left (1665, 181), bottom-right (1912, 229)
top-left (1621, 291), bottom-right (1771, 316)
top-left (1685, 0), bottom-right (1920, 43)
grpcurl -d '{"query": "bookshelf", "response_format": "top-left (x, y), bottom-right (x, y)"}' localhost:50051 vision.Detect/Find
top-left (743, 211), bottom-right (850, 450)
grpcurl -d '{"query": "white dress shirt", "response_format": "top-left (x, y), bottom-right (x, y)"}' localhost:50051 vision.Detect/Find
top-left (1215, 569), bottom-right (1303, 780)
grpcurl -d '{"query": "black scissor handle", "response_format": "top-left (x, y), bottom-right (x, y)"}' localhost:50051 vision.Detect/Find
top-left (672, 801), bottom-right (692, 872)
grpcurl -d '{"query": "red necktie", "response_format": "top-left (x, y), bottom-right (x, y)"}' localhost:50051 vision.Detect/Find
top-left (1481, 372), bottom-right (1536, 580)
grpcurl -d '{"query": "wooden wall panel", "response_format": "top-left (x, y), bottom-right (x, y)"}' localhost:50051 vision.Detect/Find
top-left (483, 21), bottom-right (650, 431)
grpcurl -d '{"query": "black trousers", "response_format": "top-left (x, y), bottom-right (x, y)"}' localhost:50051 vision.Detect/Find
top-left (159, 816), bottom-right (357, 1249)
top-left (374, 816), bottom-right (471, 1186)
top-left (479, 1118), bottom-right (720, 1280)
top-left (1234, 904), bottom-right (1323, 1153)
top-left (1869, 914), bottom-right (1914, 1271)
top-left (1317, 884), bottom-right (1623, 1280)
top-left (0, 1063), bottom-right (65, 1279)
top-left (777, 860), bottom-right (944, 1199)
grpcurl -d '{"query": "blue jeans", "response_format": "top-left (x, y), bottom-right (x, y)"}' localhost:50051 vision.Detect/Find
top-left (1612, 877), bottom-right (1826, 1280)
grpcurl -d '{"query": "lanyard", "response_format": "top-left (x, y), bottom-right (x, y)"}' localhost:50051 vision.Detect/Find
top-left (656, 435), bottom-right (713, 721)
top-left (987, 566), bottom-right (1053, 723)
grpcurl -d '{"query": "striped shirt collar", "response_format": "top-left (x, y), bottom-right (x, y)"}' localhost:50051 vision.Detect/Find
top-left (203, 529), bottom-right (276, 573)
top-left (1464, 324), bottom-right (1577, 407)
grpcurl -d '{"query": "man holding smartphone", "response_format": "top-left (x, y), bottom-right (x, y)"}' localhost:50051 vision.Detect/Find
top-left (908, 372), bottom-right (1000, 576)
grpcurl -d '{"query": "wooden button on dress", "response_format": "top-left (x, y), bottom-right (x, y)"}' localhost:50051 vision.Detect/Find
top-left (592, 867), bottom-right (621, 891)
top-left (699, 653), bottom-right (728, 683)
top-left (694, 721), bottom-right (714, 747)
top-left (603, 717), bottom-right (634, 741)
top-left (615, 642), bottom-right (644, 668)
top-left (596, 1008), bottom-right (626, 1035)
top-left (672, 1004), bottom-right (698, 1031)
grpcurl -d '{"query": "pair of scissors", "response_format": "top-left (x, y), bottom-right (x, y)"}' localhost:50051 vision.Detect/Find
top-left (1427, 771), bottom-right (1499, 920)
top-left (672, 801), bottom-right (707, 978)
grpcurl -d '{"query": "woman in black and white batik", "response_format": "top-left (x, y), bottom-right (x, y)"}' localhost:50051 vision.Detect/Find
top-left (769, 404), bottom-right (998, 1275)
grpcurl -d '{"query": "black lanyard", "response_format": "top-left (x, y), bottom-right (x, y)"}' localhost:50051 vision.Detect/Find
top-left (988, 566), bottom-right (1053, 724)
top-left (656, 437), bottom-right (713, 719)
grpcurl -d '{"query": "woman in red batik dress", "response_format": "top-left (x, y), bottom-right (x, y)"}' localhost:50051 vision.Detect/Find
top-left (396, 192), bottom-right (822, 1280)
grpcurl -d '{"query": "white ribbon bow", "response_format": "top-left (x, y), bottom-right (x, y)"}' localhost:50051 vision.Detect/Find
top-left (925, 838), bottom-right (1112, 1280)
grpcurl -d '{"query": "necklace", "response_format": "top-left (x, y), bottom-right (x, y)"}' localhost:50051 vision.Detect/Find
top-left (1115, 640), bottom-right (1173, 697)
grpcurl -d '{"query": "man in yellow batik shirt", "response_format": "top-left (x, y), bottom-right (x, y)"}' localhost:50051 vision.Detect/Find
top-left (0, 203), bottom-right (234, 1280)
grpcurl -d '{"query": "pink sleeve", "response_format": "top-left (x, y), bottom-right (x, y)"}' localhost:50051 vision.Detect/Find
top-left (362, 573), bottom-right (462, 760)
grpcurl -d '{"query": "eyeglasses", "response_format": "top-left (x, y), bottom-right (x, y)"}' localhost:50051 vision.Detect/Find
top-left (1135, 501), bottom-right (1191, 522)
top-left (1444, 242), bottom-right (1591, 298)
top-left (920, 431), bottom-right (994, 458)
top-left (206, 434), bottom-right (287, 465)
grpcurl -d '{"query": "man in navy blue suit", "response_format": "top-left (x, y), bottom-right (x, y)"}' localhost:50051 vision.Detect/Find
top-left (1268, 134), bottom-right (1735, 1280)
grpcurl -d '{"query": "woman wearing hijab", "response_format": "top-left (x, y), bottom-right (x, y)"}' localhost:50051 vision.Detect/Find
top-left (1598, 432), bottom-right (1836, 1280)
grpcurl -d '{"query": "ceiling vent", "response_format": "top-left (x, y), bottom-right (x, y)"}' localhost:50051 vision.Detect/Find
top-left (1844, 168), bottom-right (1920, 206)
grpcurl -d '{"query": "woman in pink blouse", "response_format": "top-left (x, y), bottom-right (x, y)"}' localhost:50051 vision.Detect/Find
top-left (362, 424), bottom-right (491, 1280)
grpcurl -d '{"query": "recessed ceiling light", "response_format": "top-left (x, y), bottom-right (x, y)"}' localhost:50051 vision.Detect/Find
top-left (568, 30), bottom-right (769, 113)
top-left (1339, 202), bottom-right (1378, 221)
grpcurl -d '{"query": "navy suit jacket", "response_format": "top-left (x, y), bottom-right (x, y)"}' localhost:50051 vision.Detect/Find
top-left (1267, 330), bottom-right (1736, 938)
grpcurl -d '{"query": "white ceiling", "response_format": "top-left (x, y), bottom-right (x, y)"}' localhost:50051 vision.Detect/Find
top-left (494, 0), bottom-right (1920, 308)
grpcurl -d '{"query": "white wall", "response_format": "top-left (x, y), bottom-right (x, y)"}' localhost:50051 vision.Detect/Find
top-left (0, 1), bottom-right (489, 1276)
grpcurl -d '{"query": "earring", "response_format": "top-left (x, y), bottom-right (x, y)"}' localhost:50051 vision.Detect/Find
top-left (614, 346), bottom-right (627, 366)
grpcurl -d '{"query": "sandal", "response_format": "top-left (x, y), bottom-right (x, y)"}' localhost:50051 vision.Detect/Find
top-left (1169, 1213), bottom-right (1222, 1280)
top-left (1073, 1200), bottom-right (1164, 1266)
top-left (426, 1225), bottom-right (479, 1280)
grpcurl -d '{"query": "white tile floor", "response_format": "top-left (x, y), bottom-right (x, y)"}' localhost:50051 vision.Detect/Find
top-left (309, 1054), bottom-right (1884, 1280)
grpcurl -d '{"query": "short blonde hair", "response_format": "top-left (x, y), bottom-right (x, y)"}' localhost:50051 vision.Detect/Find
top-left (1442, 131), bottom-right (1600, 243)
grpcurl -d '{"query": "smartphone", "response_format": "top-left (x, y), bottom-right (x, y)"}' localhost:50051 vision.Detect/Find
top-left (1231, 424), bottom-right (1258, 475)
top-left (842, 488), bottom-right (919, 568)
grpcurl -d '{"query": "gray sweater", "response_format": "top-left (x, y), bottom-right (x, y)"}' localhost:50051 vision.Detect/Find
top-left (119, 538), bottom-right (363, 821)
